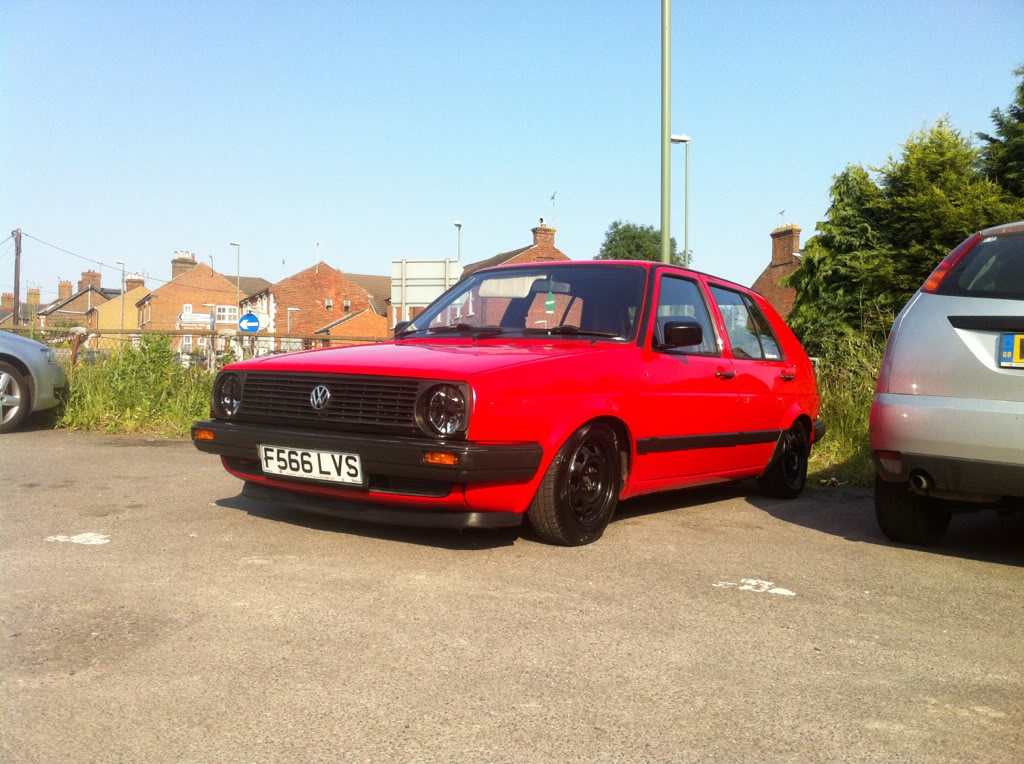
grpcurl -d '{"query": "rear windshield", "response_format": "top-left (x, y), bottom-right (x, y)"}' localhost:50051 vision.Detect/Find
top-left (936, 232), bottom-right (1024, 299)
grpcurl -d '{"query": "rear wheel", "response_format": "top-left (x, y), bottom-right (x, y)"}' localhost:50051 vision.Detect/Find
top-left (874, 474), bottom-right (951, 545)
top-left (757, 424), bottom-right (808, 499)
top-left (527, 422), bottom-right (621, 546)
top-left (0, 362), bottom-right (30, 434)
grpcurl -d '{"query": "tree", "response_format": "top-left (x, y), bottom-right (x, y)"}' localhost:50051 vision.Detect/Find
top-left (787, 118), bottom-right (1024, 355)
top-left (596, 220), bottom-right (682, 265)
top-left (978, 65), bottom-right (1024, 199)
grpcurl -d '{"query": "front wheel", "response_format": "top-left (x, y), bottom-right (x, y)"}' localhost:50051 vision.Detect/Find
top-left (0, 362), bottom-right (30, 434)
top-left (757, 424), bottom-right (808, 499)
top-left (874, 474), bottom-right (951, 545)
top-left (527, 422), bottom-right (622, 546)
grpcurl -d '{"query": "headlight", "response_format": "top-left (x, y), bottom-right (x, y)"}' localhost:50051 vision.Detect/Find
top-left (420, 384), bottom-right (468, 438)
top-left (213, 372), bottom-right (243, 418)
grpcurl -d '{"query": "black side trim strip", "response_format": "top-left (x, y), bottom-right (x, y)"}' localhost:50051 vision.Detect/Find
top-left (948, 315), bottom-right (1024, 332)
top-left (636, 429), bottom-right (780, 455)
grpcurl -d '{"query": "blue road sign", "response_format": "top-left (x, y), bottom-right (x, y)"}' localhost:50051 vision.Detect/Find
top-left (238, 313), bottom-right (260, 333)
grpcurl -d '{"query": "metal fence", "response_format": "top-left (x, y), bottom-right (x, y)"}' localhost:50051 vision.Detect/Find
top-left (5, 328), bottom-right (393, 372)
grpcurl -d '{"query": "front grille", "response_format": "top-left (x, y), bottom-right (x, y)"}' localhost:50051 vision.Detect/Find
top-left (238, 372), bottom-right (421, 432)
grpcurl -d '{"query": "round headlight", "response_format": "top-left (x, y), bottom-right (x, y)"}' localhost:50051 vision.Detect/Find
top-left (215, 373), bottom-right (243, 418)
top-left (423, 384), bottom-right (467, 437)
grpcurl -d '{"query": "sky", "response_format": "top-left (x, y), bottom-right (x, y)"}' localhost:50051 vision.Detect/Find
top-left (3, 0), bottom-right (1023, 305)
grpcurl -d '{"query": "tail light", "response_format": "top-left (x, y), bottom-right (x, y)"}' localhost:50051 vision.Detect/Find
top-left (921, 232), bottom-right (983, 293)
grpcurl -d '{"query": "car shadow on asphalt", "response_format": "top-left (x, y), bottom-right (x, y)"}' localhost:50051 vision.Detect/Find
top-left (749, 485), bottom-right (1024, 568)
top-left (215, 483), bottom-right (1024, 563)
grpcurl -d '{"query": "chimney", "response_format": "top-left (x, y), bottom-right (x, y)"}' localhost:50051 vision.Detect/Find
top-left (1, 293), bottom-right (12, 311)
top-left (770, 224), bottom-right (801, 265)
top-left (172, 251), bottom-right (198, 280)
top-left (125, 275), bottom-right (145, 293)
top-left (78, 270), bottom-right (101, 292)
top-left (532, 218), bottom-right (556, 249)
top-left (27, 288), bottom-right (41, 307)
top-left (58, 280), bottom-right (73, 301)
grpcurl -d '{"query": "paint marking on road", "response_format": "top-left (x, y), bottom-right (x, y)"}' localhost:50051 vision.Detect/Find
top-left (713, 578), bottom-right (795, 596)
top-left (45, 533), bottom-right (111, 545)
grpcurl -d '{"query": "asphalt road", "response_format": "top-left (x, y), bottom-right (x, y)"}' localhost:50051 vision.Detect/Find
top-left (2, 427), bottom-right (1022, 763)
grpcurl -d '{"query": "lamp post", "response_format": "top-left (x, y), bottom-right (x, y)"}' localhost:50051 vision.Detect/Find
top-left (115, 260), bottom-right (126, 328)
top-left (229, 241), bottom-right (241, 312)
top-left (671, 134), bottom-right (692, 267)
top-left (454, 221), bottom-right (462, 263)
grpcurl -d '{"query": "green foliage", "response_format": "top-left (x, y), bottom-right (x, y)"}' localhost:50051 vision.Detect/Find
top-left (807, 334), bottom-right (883, 488)
top-left (788, 118), bottom-right (1024, 356)
top-left (978, 65), bottom-right (1024, 198)
top-left (59, 334), bottom-right (214, 437)
top-left (597, 220), bottom-right (683, 265)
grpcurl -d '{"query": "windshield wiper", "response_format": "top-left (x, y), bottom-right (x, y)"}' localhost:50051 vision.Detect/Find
top-left (545, 325), bottom-right (623, 339)
top-left (426, 324), bottom-right (506, 337)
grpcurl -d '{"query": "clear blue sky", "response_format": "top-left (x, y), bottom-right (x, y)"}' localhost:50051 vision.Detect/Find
top-left (3, 0), bottom-right (1023, 304)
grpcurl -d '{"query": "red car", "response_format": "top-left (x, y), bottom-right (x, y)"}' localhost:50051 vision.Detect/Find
top-left (192, 261), bottom-right (824, 545)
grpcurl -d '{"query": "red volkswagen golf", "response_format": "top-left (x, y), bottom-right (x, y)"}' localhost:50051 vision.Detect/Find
top-left (192, 261), bottom-right (824, 545)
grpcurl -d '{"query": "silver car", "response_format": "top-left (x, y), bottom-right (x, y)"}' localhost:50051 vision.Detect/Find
top-left (0, 331), bottom-right (67, 433)
top-left (870, 220), bottom-right (1024, 544)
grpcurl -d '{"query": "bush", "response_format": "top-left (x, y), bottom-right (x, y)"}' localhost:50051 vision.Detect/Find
top-left (59, 335), bottom-right (214, 437)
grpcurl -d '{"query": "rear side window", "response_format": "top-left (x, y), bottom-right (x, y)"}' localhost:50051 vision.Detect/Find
top-left (710, 286), bottom-right (783, 361)
top-left (936, 232), bottom-right (1024, 299)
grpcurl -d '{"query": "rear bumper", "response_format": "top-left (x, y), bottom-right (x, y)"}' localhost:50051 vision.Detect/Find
top-left (871, 393), bottom-right (1024, 498)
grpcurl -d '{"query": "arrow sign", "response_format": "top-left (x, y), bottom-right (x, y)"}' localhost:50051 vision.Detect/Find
top-left (238, 313), bottom-right (260, 333)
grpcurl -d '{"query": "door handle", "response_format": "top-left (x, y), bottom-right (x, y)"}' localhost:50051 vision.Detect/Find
top-left (780, 370), bottom-right (796, 381)
top-left (715, 369), bottom-right (736, 379)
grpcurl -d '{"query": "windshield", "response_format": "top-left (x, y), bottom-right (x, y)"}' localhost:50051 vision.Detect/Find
top-left (402, 264), bottom-right (648, 340)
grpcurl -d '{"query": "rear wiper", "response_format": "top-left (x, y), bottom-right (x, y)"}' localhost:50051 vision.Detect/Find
top-left (426, 324), bottom-right (506, 337)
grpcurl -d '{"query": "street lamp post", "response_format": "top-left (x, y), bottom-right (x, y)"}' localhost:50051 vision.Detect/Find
top-left (229, 241), bottom-right (241, 312)
top-left (454, 221), bottom-right (462, 263)
top-left (671, 134), bottom-right (692, 267)
top-left (115, 260), bottom-right (126, 328)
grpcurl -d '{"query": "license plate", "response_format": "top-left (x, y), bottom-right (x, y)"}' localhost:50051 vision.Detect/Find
top-left (999, 333), bottom-right (1024, 369)
top-left (259, 445), bottom-right (364, 485)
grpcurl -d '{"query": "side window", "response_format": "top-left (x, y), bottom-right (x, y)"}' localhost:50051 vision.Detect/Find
top-left (710, 286), bottom-right (784, 360)
top-left (655, 275), bottom-right (718, 354)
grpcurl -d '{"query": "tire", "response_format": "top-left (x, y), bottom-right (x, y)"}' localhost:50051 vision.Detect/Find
top-left (757, 424), bottom-right (808, 499)
top-left (527, 422), bottom-right (622, 546)
top-left (874, 474), bottom-right (951, 545)
top-left (0, 361), bottom-right (30, 434)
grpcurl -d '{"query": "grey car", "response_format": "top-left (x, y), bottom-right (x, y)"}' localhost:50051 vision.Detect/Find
top-left (870, 220), bottom-right (1024, 544)
top-left (0, 331), bottom-right (67, 433)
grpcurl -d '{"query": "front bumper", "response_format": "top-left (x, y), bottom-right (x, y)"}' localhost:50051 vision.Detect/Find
top-left (191, 419), bottom-right (545, 489)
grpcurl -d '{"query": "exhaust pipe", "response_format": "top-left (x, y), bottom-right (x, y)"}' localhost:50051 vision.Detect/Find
top-left (909, 472), bottom-right (932, 492)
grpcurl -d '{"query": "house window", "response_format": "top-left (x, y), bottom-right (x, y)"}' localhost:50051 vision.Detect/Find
top-left (182, 335), bottom-right (193, 349)
top-left (216, 306), bottom-right (239, 324)
top-left (197, 336), bottom-right (207, 347)
top-left (183, 303), bottom-right (193, 314)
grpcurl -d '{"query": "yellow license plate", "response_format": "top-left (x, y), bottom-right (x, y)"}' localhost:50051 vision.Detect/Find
top-left (999, 333), bottom-right (1024, 369)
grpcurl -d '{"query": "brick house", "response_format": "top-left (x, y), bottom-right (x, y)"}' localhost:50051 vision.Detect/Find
top-left (459, 220), bottom-right (570, 281)
top-left (1, 289), bottom-right (44, 327)
top-left (35, 270), bottom-right (126, 330)
top-left (135, 255), bottom-right (264, 353)
top-left (751, 224), bottom-right (802, 320)
top-left (241, 262), bottom-right (391, 349)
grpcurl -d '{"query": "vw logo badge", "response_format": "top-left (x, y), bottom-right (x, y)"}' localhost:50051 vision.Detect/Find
top-left (309, 384), bottom-right (331, 411)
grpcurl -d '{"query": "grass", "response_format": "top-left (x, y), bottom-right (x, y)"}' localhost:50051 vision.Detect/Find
top-left (54, 331), bottom-right (881, 487)
top-left (58, 334), bottom-right (213, 438)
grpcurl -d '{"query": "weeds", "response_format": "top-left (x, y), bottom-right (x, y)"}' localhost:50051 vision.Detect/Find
top-left (59, 335), bottom-right (213, 438)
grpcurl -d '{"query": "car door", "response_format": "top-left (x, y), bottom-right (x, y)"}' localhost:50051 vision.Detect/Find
top-left (707, 284), bottom-right (792, 468)
top-left (632, 272), bottom-right (745, 484)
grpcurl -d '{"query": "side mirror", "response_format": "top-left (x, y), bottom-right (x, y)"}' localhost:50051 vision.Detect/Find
top-left (393, 320), bottom-right (412, 337)
top-left (658, 318), bottom-right (703, 349)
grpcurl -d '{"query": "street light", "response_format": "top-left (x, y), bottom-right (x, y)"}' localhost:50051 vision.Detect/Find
top-left (115, 260), bottom-right (126, 328)
top-left (671, 134), bottom-right (692, 267)
top-left (229, 241), bottom-right (241, 312)
top-left (454, 221), bottom-right (462, 263)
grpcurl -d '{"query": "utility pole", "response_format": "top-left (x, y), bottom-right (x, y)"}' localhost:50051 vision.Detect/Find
top-left (12, 229), bottom-right (21, 326)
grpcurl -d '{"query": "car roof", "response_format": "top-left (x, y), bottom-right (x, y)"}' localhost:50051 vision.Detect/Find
top-left (473, 259), bottom-right (755, 293)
